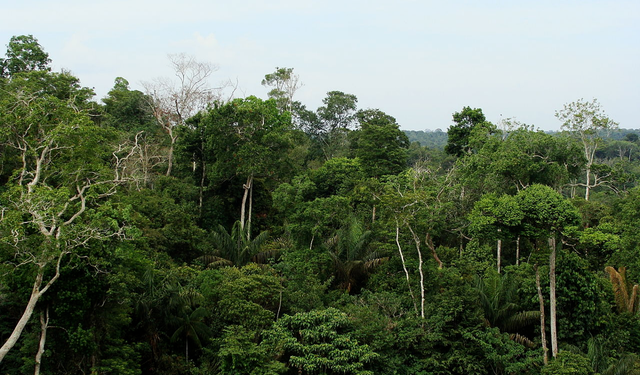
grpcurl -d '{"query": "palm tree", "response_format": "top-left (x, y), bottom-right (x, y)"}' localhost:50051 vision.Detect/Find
top-left (473, 271), bottom-right (539, 347)
top-left (586, 336), bottom-right (640, 375)
top-left (170, 306), bottom-right (212, 364)
top-left (605, 266), bottom-right (639, 314)
top-left (134, 270), bottom-right (208, 367)
top-left (326, 216), bottom-right (387, 293)
top-left (199, 221), bottom-right (271, 267)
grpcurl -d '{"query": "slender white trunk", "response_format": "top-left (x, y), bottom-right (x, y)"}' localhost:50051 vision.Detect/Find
top-left (549, 236), bottom-right (558, 358)
top-left (497, 238), bottom-right (502, 274)
top-left (166, 130), bottom-right (177, 177)
top-left (34, 307), bottom-right (49, 375)
top-left (584, 166), bottom-right (591, 201)
top-left (395, 224), bottom-right (418, 316)
top-left (516, 236), bottom-right (521, 266)
top-left (240, 174), bottom-right (253, 231)
top-left (0, 252), bottom-right (65, 363)
top-left (535, 265), bottom-right (548, 366)
top-left (248, 179), bottom-right (253, 239)
top-left (198, 163), bottom-right (206, 211)
top-left (0, 271), bottom-right (43, 362)
top-left (407, 224), bottom-right (425, 318)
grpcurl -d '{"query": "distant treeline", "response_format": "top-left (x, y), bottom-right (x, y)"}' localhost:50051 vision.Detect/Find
top-left (405, 128), bottom-right (640, 149)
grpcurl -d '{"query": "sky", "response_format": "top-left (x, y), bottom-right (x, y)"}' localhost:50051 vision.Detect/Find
top-left (1, 0), bottom-right (639, 131)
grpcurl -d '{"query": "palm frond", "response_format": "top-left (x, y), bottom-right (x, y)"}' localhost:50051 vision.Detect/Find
top-left (605, 266), bottom-right (639, 314)
top-left (509, 333), bottom-right (536, 348)
top-left (502, 310), bottom-right (540, 332)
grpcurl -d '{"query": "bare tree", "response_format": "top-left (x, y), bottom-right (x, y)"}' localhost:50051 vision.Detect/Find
top-left (556, 98), bottom-right (618, 201)
top-left (143, 53), bottom-right (220, 176)
top-left (261, 67), bottom-right (302, 113)
top-left (112, 131), bottom-right (167, 189)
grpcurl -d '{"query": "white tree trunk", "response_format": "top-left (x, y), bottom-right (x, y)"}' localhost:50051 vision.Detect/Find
top-left (0, 252), bottom-right (65, 363)
top-left (516, 236), bottom-right (521, 266)
top-left (535, 265), bottom-right (548, 366)
top-left (407, 224), bottom-right (425, 318)
top-left (395, 224), bottom-right (418, 316)
top-left (240, 174), bottom-right (253, 232)
top-left (497, 238), bottom-right (502, 274)
top-left (166, 131), bottom-right (177, 176)
top-left (549, 236), bottom-right (558, 358)
top-left (584, 165), bottom-right (591, 201)
top-left (34, 307), bottom-right (49, 375)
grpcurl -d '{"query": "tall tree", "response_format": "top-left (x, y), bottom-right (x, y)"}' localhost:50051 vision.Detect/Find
top-left (200, 96), bottom-right (294, 234)
top-left (0, 34), bottom-right (51, 77)
top-left (103, 78), bottom-right (165, 189)
top-left (303, 91), bottom-right (358, 161)
top-left (261, 67), bottom-right (301, 113)
top-left (353, 109), bottom-right (409, 178)
top-left (0, 68), bottom-right (125, 362)
top-left (143, 53), bottom-right (219, 176)
top-left (556, 98), bottom-right (619, 200)
top-left (515, 184), bottom-right (580, 359)
top-left (445, 106), bottom-right (494, 157)
top-left (311, 91), bottom-right (359, 160)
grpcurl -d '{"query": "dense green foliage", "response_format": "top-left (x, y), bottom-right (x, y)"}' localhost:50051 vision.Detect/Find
top-left (1, 35), bottom-right (640, 375)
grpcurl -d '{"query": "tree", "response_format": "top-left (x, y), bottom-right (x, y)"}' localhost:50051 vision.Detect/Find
top-left (469, 193), bottom-right (524, 272)
top-left (459, 128), bottom-right (584, 196)
top-left (263, 308), bottom-right (378, 374)
top-left (103, 78), bottom-right (165, 189)
top-left (556, 98), bottom-right (619, 200)
top-left (200, 221), bottom-right (270, 267)
top-left (0, 68), bottom-right (125, 362)
top-left (170, 306), bottom-right (212, 364)
top-left (445, 106), bottom-right (494, 157)
top-left (200, 96), bottom-right (294, 234)
top-left (102, 77), bottom-right (156, 132)
top-left (605, 266), bottom-right (639, 314)
top-left (143, 53), bottom-right (220, 176)
top-left (326, 216), bottom-right (387, 293)
top-left (354, 109), bottom-right (409, 178)
top-left (515, 184), bottom-right (581, 359)
top-left (308, 91), bottom-right (359, 161)
top-left (261, 67), bottom-right (301, 114)
top-left (473, 270), bottom-right (539, 347)
top-left (381, 169), bottom-right (457, 317)
top-left (0, 35), bottom-right (51, 77)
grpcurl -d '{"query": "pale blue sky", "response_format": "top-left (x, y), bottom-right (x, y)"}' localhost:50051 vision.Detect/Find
top-left (2, 0), bottom-right (638, 131)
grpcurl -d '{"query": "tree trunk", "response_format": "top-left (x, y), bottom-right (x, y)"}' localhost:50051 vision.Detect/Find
top-left (425, 233), bottom-right (443, 269)
top-left (185, 337), bottom-right (189, 364)
top-left (240, 174), bottom-right (253, 232)
top-left (0, 252), bottom-right (65, 363)
top-left (0, 270), bottom-right (44, 362)
top-left (198, 163), bottom-right (206, 212)
top-left (497, 239), bottom-right (502, 274)
top-left (584, 165), bottom-right (591, 201)
top-left (166, 129), bottom-right (177, 177)
top-left (248, 178), bottom-right (253, 239)
top-left (516, 236), bottom-right (521, 266)
top-left (34, 307), bottom-right (49, 375)
top-left (496, 229), bottom-right (502, 273)
top-left (535, 265), bottom-right (548, 365)
top-left (549, 236), bottom-right (558, 358)
top-left (395, 224), bottom-right (418, 316)
top-left (407, 224), bottom-right (425, 318)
